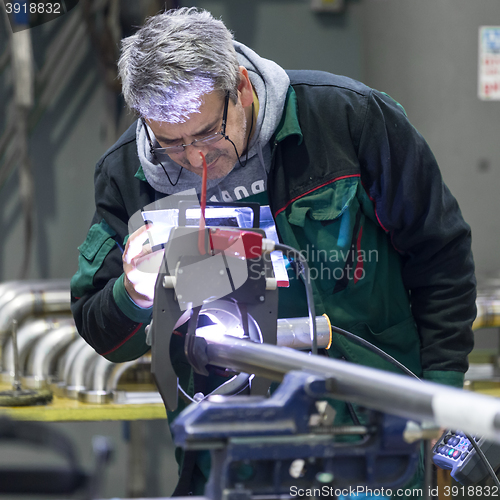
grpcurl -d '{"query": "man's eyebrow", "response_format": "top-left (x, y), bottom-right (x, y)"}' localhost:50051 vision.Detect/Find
top-left (155, 117), bottom-right (221, 144)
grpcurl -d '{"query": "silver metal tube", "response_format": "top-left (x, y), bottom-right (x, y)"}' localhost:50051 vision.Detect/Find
top-left (52, 335), bottom-right (88, 395)
top-left (11, 320), bottom-right (21, 391)
top-left (0, 280), bottom-right (70, 311)
top-left (0, 288), bottom-right (71, 372)
top-left (78, 355), bottom-right (116, 404)
top-left (276, 315), bottom-right (331, 350)
top-left (65, 342), bottom-right (100, 399)
top-left (0, 288), bottom-right (71, 338)
top-left (197, 300), bottom-right (330, 349)
top-left (78, 354), bottom-right (162, 405)
top-left (474, 293), bottom-right (500, 330)
top-left (23, 323), bottom-right (77, 389)
top-left (2, 317), bottom-right (73, 382)
top-left (202, 333), bottom-right (500, 443)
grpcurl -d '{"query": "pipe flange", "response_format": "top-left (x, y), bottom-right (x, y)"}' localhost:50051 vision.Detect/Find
top-left (22, 375), bottom-right (48, 390)
top-left (78, 390), bottom-right (112, 404)
top-left (65, 385), bottom-right (86, 399)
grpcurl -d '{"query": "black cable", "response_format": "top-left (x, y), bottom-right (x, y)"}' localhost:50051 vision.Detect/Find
top-left (346, 401), bottom-right (362, 426)
top-left (465, 434), bottom-right (500, 489)
top-left (274, 243), bottom-right (317, 355)
top-left (331, 324), bottom-right (418, 379)
top-left (224, 102), bottom-right (254, 169)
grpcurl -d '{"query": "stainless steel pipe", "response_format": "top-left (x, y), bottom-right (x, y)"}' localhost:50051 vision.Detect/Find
top-left (197, 299), bottom-right (331, 349)
top-left (200, 332), bottom-right (500, 443)
top-left (0, 280), bottom-right (70, 315)
top-left (0, 288), bottom-right (71, 339)
top-left (78, 354), bottom-right (162, 405)
top-left (23, 323), bottom-right (77, 389)
top-left (77, 354), bottom-right (116, 403)
top-left (474, 292), bottom-right (500, 330)
top-left (276, 315), bottom-right (331, 349)
top-left (0, 280), bottom-right (71, 372)
top-left (52, 336), bottom-right (88, 395)
top-left (65, 341), bottom-right (100, 399)
top-left (1, 316), bottom-right (73, 382)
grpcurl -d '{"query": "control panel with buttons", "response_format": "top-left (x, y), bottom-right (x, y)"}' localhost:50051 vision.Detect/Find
top-left (432, 430), bottom-right (500, 485)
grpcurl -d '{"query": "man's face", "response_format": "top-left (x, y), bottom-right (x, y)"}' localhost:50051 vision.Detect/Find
top-left (146, 90), bottom-right (248, 181)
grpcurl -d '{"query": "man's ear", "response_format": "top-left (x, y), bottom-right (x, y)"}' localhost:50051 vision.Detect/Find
top-left (237, 66), bottom-right (254, 108)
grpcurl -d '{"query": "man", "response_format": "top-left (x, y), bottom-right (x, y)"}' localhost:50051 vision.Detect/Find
top-left (71, 7), bottom-right (476, 496)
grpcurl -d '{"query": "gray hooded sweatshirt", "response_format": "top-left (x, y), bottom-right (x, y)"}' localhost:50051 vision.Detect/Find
top-left (136, 42), bottom-right (290, 202)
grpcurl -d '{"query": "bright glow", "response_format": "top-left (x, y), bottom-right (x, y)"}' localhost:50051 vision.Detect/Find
top-left (196, 316), bottom-right (248, 340)
top-left (139, 78), bottom-right (215, 124)
top-left (195, 324), bottom-right (227, 341)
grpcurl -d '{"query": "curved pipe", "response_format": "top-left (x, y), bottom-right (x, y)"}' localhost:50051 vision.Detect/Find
top-left (1, 316), bottom-right (73, 382)
top-left (78, 355), bottom-right (117, 403)
top-left (52, 335), bottom-right (88, 395)
top-left (23, 323), bottom-right (77, 389)
top-left (474, 293), bottom-right (500, 330)
top-left (108, 355), bottom-right (162, 405)
top-left (78, 354), bottom-right (162, 405)
top-left (0, 280), bottom-right (70, 312)
top-left (65, 342), bottom-right (100, 399)
top-left (0, 288), bottom-right (71, 338)
top-left (0, 287), bottom-right (71, 374)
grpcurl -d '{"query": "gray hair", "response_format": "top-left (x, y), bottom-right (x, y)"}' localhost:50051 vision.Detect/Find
top-left (118, 7), bottom-right (240, 123)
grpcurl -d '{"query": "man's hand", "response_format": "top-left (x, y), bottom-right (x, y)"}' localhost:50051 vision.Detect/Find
top-left (122, 225), bottom-right (164, 308)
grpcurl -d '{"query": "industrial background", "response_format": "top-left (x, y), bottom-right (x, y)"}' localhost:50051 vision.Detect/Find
top-left (0, 0), bottom-right (499, 498)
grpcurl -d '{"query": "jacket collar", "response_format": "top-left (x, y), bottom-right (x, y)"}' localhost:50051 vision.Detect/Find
top-left (273, 86), bottom-right (303, 145)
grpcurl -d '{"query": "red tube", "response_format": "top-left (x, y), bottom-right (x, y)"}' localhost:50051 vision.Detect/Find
top-left (198, 151), bottom-right (208, 255)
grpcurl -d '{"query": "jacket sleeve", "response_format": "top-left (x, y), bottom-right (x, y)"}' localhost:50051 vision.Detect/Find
top-left (70, 157), bottom-right (152, 363)
top-left (357, 89), bottom-right (476, 388)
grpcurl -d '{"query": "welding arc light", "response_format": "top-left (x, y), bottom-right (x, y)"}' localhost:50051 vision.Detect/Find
top-left (194, 300), bottom-right (262, 343)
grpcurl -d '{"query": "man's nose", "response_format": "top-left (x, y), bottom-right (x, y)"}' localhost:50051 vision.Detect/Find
top-left (184, 145), bottom-right (204, 168)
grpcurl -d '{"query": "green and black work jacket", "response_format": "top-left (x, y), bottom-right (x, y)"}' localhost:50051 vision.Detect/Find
top-left (71, 70), bottom-right (476, 390)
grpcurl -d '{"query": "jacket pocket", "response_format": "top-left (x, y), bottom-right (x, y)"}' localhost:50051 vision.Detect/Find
top-left (287, 177), bottom-right (358, 227)
top-left (286, 178), bottom-right (361, 294)
top-left (347, 317), bottom-right (421, 375)
top-left (71, 220), bottom-right (117, 298)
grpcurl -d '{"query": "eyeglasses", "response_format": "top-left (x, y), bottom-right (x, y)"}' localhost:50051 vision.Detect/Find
top-left (141, 91), bottom-right (253, 187)
top-left (142, 92), bottom-right (229, 156)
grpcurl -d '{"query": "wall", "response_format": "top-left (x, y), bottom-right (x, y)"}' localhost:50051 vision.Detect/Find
top-left (0, 8), bottom-right (108, 281)
top-left (359, 0), bottom-right (500, 280)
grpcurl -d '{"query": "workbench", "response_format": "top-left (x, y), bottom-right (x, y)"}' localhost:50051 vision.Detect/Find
top-left (0, 380), bottom-right (167, 422)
